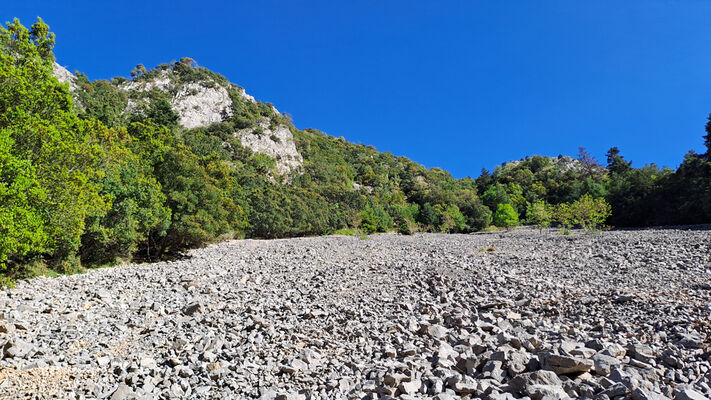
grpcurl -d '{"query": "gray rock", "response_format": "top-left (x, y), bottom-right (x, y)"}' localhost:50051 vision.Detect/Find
top-left (426, 324), bottom-right (449, 339)
top-left (543, 353), bottom-right (593, 375)
top-left (507, 370), bottom-right (562, 394)
top-left (628, 343), bottom-right (656, 363)
top-left (602, 383), bottom-right (630, 398)
top-left (632, 388), bottom-right (671, 400)
top-left (182, 302), bottom-right (202, 316)
top-left (110, 384), bottom-right (136, 400)
top-left (4, 339), bottom-right (34, 359)
top-left (677, 334), bottom-right (704, 349)
top-left (398, 379), bottom-right (422, 395)
top-left (592, 353), bottom-right (622, 376)
top-left (674, 389), bottom-right (709, 400)
top-left (528, 384), bottom-right (571, 400)
top-left (451, 376), bottom-right (478, 395)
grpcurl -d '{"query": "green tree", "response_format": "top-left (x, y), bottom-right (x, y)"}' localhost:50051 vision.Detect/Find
top-left (526, 200), bottom-right (552, 233)
top-left (554, 203), bottom-right (573, 231)
top-left (606, 147), bottom-right (631, 175)
top-left (76, 78), bottom-right (128, 128)
top-left (481, 184), bottom-right (511, 211)
top-left (493, 203), bottom-right (519, 230)
top-left (360, 204), bottom-right (392, 234)
top-left (1, 18), bottom-right (105, 272)
top-left (0, 130), bottom-right (48, 275)
top-left (418, 202), bottom-right (439, 230)
top-left (153, 145), bottom-right (247, 254)
top-left (455, 190), bottom-right (492, 231)
top-left (130, 64), bottom-right (146, 77)
top-left (80, 127), bottom-right (171, 264)
top-left (569, 194), bottom-right (611, 232)
top-left (437, 204), bottom-right (467, 233)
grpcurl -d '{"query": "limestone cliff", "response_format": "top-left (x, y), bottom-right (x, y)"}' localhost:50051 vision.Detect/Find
top-left (55, 61), bottom-right (303, 178)
top-left (236, 118), bottom-right (303, 177)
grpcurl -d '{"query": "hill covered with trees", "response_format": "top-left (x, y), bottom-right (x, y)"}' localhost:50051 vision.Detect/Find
top-left (1, 18), bottom-right (710, 284)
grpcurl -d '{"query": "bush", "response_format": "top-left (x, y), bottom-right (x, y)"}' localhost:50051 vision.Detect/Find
top-left (360, 204), bottom-right (392, 234)
top-left (554, 203), bottom-right (573, 230)
top-left (481, 184), bottom-right (511, 211)
top-left (569, 194), bottom-right (611, 232)
top-left (526, 200), bottom-right (553, 232)
top-left (437, 204), bottom-right (467, 233)
top-left (455, 191), bottom-right (492, 232)
top-left (80, 134), bottom-right (171, 265)
top-left (493, 203), bottom-right (519, 230)
top-left (0, 130), bottom-right (48, 276)
top-left (153, 146), bottom-right (247, 254)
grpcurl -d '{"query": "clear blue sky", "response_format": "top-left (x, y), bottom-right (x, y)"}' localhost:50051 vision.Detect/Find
top-left (6, 1), bottom-right (711, 178)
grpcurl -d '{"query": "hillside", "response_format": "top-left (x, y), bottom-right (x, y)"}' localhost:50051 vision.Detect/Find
top-left (2, 18), bottom-right (711, 284)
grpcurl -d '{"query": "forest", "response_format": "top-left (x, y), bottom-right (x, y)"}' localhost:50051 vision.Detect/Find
top-left (1, 19), bottom-right (710, 285)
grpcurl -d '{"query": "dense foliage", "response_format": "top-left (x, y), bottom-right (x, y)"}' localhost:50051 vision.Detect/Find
top-left (475, 144), bottom-right (711, 229)
top-left (1, 18), bottom-right (710, 284)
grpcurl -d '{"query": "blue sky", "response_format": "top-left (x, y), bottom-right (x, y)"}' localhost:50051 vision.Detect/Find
top-left (6, 1), bottom-right (711, 178)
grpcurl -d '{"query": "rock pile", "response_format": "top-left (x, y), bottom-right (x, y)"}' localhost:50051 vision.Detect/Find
top-left (0, 228), bottom-right (709, 399)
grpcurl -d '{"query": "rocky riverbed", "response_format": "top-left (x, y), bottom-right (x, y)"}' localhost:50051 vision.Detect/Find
top-left (1, 228), bottom-right (710, 399)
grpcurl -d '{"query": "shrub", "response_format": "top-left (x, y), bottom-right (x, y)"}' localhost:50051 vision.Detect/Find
top-left (481, 184), bottom-right (511, 211)
top-left (526, 200), bottom-right (553, 232)
top-left (554, 203), bottom-right (572, 228)
top-left (437, 204), bottom-right (467, 233)
top-left (360, 204), bottom-right (392, 234)
top-left (493, 203), bottom-right (519, 230)
top-left (569, 194), bottom-right (611, 232)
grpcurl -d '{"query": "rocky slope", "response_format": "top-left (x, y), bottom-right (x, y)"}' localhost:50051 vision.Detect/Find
top-left (1, 228), bottom-right (709, 399)
top-left (52, 62), bottom-right (303, 177)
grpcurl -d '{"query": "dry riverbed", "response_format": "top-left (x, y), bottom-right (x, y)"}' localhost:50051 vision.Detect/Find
top-left (0, 228), bottom-right (710, 399)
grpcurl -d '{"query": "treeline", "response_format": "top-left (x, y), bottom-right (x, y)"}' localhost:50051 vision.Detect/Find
top-left (475, 141), bottom-right (711, 229)
top-left (2, 19), bottom-right (710, 285)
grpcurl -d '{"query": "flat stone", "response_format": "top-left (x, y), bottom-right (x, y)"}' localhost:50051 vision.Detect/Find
top-left (398, 378), bottom-right (422, 395)
top-left (110, 384), bottom-right (136, 400)
top-left (632, 388), bottom-right (671, 400)
top-left (544, 353), bottom-right (593, 375)
top-left (674, 389), bottom-right (709, 400)
top-left (507, 370), bottom-right (562, 394)
top-left (426, 324), bottom-right (449, 339)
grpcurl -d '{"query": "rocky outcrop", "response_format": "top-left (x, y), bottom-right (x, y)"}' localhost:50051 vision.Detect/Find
top-left (52, 61), bottom-right (304, 175)
top-left (236, 118), bottom-right (303, 177)
top-left (121, 72), bottom-right (234, 129)
top-left (119, 69), bottom-right (303, 174)
top-left (52, 62), bottom-right (78, 92)
top-left (170, 83), bottom-right (233, 129)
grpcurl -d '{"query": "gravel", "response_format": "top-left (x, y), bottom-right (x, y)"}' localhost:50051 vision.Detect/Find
top-left (0, 228), bottom-right (709, 399)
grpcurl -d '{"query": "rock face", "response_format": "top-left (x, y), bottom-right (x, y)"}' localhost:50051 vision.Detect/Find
top-left (121, 71), bottom-right (234, 129)
top-left (1, 228), bottom-right (709, 398)
top-left (237, 118), bottom-right (303, 177)
top-left (52, 62), bottom-right (78, 92)
top-left (121, 70), bottom-right (303, 175)
top-left (169, 82), bottom-right (234, 129)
